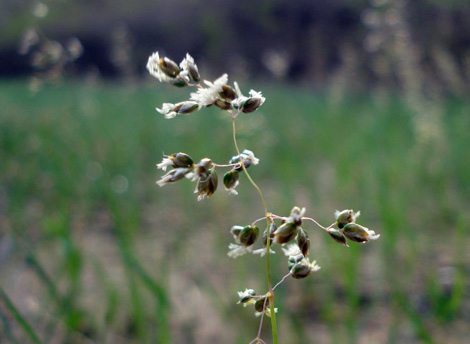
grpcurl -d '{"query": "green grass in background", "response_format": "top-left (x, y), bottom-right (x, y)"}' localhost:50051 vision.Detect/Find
top-left (0, 80), bottom-right (469, 343)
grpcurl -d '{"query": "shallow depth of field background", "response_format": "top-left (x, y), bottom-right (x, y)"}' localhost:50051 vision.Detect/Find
top-left (1, 1), bottom-right (470, 343)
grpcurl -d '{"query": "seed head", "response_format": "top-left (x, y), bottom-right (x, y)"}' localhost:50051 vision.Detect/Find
top-left (158, 56), bottom-right (180, 78)
top-left (253, 294), bottom-right (278, 317)
top-left (272, 206), bottom-right (306, 244)
top-left (213, 99), bottom-right (233, 110)
top-left (234, 90), bottom-right (266, 113)
top-left (219, 84), bottom-right (237, 101)
top-left (230, 149), bottom-right (260, 171)
top-left (194, 158), bottom-right (212, 176)
top-left (147, 52), bottom-right (173, 82)
top-left (255, 298), bottom-right (268, 313)
top-left (157, 152), bottom-right (194, 171)
top-left (170, 76), bottom-right (188, 88)
top-left (171, 153), bottom-right (194, 168)
top-left (180, 53), bottom-right (200, 83)
top-left (290, 257), bottom-right (320, 279)
top-left (156, 167), bottom-right (192, 187)
top-left (287, 253), bottom-right (304, 268)
top-left (223, 170), bottom-right (240, 195)
top-left (288, 206), bottom-right (306, 226)
top-left (174, 102), bottom-right (199, 114)
top-left (195, 169), bottom-right (218, 201)
top-left (231, 225), bottom-right (244, 238)
top-left (156, 101), bottom-right (199, 119)
top-left (342, 223), bottom-right (380, 243)
top-left (296, 228), bottom-right (310, 257)
top-left (273, 221), bottom-right (298, 244)
top-left (327, 228), bottom-right (349, 247)
top-left (231, 225), bottom-right (259, 247)
top-left (237, 289), bottom-right (256, 306)
top-left (335, 209), bottom-right (360, 229)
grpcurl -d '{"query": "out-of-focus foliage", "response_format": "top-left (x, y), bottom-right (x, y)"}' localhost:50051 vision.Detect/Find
top-left (1, 80), bottom-right (469, 343)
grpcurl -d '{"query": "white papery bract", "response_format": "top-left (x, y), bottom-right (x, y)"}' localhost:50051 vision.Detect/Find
top-left (289, 256), bottom-right (321, 279)
top-left (342, 223), bottom-right (380, 243)
top-left (232, 89), bottom-right (266, 113)
top-left (228, 243), bottom-right (253, 258)
top-left (190, 74), bottom-right (229, 107)
top-left (157, 157), bottom-right (174, 171)
top-left (147, 52), bottom-right (173, 82)
top-left (156, 101), bottom-right (199, 119)
top-left (288, 207), bottom-right (306, 224)
top-left (156, 167), bottom-right (192, 187)
top-left (179, 53), bottom-right (200, 83)
top-left (237, 289), bottom-right (256, 306)
top-left (252, 247), bottom-right (275, 257)
top-left (156, 103), bottom-right (177, 118)
top-left (240, 149), bottom-right (260, 166)
top-left (281, 243), bottom-right (302, 257)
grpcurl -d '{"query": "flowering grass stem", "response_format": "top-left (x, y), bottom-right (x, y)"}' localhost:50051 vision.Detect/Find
top-left (273, 272), bottom-right (293, 291)
top-left (303, 217), bottom-right (336, 231)
top-left (251, 216), bottom-right (268, 227)
top-left (253, 297), bottom-right (270, 344)
top-left (211, 162), bottom-right (240, 168)
top-left (149, 51), bottom-right (380, 343)
top-left (251, 214), bottom-right (286, 227)
top-left (231, 117), bottom-right (278, 344)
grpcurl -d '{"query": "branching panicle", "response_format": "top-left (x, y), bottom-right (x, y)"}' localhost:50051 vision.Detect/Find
top-left (148, 51), bottom-right (380, 343)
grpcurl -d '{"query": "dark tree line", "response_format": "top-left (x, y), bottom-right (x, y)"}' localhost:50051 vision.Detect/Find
top-left (1, 0), bottom-right (469, 92)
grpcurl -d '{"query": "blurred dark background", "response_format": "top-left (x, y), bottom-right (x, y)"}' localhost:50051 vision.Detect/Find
top-left (1, 0), bottom-right (470, 92)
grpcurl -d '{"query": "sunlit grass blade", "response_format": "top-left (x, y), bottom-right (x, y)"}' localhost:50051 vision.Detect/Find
top-left (120, 244), bottom-right (170, 343)
top-left (0, 309), bottom-right (21, 344)
top-left (25, 254), bottom-right (60, 301)
top-left (394, 291), bottom-right (435, 344)
top-left (0, 288), bottom-right (44, 344)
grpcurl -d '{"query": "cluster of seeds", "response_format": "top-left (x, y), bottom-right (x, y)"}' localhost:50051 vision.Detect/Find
top-left (146, 52), bottom-right (265, 119)
top-left (332, 209), bottom-right (380, 244)
top-left (156, 150), bottom-right (259, 200)
top-left (147, 51), bottom-right (380, 339)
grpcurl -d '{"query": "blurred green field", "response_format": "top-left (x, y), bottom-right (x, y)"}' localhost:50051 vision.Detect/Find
top-left (1, 79), bottom-right (469, 344)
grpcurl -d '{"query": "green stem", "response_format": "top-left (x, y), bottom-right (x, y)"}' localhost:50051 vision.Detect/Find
top-left (231, 117), bottom-right (278, 344)
top-left (0, 287), bottom-right (44, 344)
